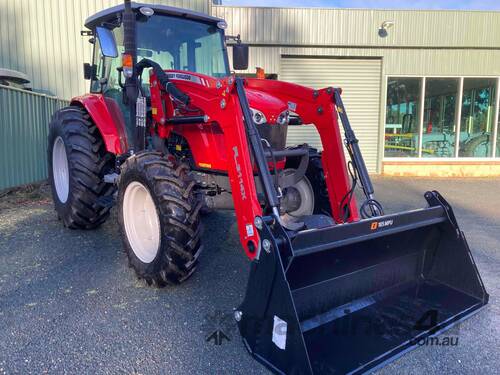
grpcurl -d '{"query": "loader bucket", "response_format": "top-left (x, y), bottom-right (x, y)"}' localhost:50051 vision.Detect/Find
top-left (237, 191), bottom-right (488, 374)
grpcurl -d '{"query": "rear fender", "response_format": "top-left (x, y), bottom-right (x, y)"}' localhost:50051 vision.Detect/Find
top-left (71, 94), bottom-right (127, 155)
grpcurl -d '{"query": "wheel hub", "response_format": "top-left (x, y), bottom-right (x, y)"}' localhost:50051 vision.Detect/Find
top-left (280, 172), bottom-right (315, 222)
top-left (52, 136), bottom-right (70, 203)
top-left (122, 181), bottom-right (161, 263)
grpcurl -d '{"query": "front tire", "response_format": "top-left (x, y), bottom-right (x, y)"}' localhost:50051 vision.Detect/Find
top-left (47, 106), bottom-right (115, 229)
top-left (118, 152), bottom-right (202, 286)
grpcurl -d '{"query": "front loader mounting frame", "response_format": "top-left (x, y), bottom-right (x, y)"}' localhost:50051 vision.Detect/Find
top-left (147, 72), bottom-right (360, 258)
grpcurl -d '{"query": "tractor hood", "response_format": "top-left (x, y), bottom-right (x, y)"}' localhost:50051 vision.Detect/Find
top-left (158, 70), bottom-right (289, 124)
top-left (245, 87), bottom-right (288, 124)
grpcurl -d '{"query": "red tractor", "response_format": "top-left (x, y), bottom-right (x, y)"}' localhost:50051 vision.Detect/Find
top-left (48, 2), bottom-right (488, 374)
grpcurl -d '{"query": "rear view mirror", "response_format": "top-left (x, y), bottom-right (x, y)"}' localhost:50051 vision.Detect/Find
top-left (232, 43), bottom-right (249, 70)
top-left (96, 26), bottom-right (118, 58)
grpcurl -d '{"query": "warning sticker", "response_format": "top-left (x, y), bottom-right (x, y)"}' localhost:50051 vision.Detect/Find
top-left (246, 224), bottom-right (254, 237)
top-left (272, 315), bottom-right (287, 350)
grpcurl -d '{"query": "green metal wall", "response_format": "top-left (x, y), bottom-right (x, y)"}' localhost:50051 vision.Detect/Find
top-left (214, 5), bottom-right (500, 172)
top-left (0, 85), bottom-right (68, 190)
top-left (0, 0), bottom-right (210, 190)
top-left (214, 5), bottom-right (500, 76)
top-left (0, 0), bottom-right (210, 100)
top-left (214, 6), bottom-right (500, 49)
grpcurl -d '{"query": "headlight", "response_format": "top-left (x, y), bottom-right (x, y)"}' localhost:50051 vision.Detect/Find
top-left (276, 110), bottom-right (289, 125)
top-left (250, 108), bottom-right (267, 125)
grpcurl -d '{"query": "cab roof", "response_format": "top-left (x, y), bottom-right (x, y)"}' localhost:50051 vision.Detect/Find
top-left (84, 2), bottom-right (224, 29)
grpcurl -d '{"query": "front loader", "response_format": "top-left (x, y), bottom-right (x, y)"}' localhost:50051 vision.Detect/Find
top-left (47, 2), bottom-right (488, 373)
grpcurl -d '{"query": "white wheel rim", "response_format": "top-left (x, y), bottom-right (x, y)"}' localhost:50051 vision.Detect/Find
top-left (281, 170), bottom-right (315, 223)
top-left (286, 178), bottom-right (315, 217)
top-left (52, 136), bottom-right (70, 203)
top-left (123, 181), bottom-right (161, 263)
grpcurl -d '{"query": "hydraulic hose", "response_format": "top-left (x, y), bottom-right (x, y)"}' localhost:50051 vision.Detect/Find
top-left (333, 88), bottom-right (383, 217)
top-left (136, 59), bottom-right (190, 105)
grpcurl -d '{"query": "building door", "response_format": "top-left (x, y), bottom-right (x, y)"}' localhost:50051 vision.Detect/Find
top-left (280, 57), bottom-right (382, 172)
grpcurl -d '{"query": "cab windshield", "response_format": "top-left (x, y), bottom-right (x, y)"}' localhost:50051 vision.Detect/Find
top-left (135, 14), bottom-right (229, 78)
top-left (92, 14), bottom-right (229, 96)
top-left (90, 13), bottom-right (230, 140)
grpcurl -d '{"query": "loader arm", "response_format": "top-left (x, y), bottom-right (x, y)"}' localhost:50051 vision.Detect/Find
top-left (245, 78), bottom-right (359, 222)
top-left (150, 73), bottom-right (263, 259)
top-left (149, 72), bottom-right (364, 256)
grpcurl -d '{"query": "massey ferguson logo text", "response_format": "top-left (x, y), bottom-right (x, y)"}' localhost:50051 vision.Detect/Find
top-left (232, 146), bottom-right (247, 200)
top-left (370, 219), bottom-right (394, 230)
top-left (166, 72), bottom-right (202, 84)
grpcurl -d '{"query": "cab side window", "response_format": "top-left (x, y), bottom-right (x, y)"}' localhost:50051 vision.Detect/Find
top-left (90, 26), bottom-right (123, 94)
top-left (90, 37), bottom-right (104, 93)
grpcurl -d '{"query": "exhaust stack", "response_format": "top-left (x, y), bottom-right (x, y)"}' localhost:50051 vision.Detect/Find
top-left (122, 0), bottom-right (145, 152)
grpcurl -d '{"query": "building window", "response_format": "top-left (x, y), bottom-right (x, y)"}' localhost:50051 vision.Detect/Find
top-left (459, 78), bottom-right (497, 157)
top-left (385, 76), bottom-right (499, 159)
top-left (384, 78), bottom-right (422, 157)
top-left (422, 78), bottom-right (459, 158)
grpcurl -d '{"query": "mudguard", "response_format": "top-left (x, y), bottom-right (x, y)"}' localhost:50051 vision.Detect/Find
top-left (71, 93), bottom-right (128, 155)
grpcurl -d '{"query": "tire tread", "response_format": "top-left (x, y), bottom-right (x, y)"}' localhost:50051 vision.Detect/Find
top-left (118, 151), bottom-right (202, 286)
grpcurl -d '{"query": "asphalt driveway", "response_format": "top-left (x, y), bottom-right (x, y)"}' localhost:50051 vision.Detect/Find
top-left (0, 177), bottom-right (498, 374)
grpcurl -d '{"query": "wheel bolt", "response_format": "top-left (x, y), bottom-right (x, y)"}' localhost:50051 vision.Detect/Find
top-left (234, 310), bottom-right (243, 322)
top-left (262, 239), bottom-right (271, 253)
top-left (254, 216), bottom-right (263, 230)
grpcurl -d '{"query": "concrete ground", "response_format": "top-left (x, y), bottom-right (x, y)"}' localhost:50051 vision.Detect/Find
top-left (0, 177), bottom-right (498, 374)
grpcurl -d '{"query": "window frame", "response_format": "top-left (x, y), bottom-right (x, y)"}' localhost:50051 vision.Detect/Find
top-left (383, 74), bottom-right (500, 161)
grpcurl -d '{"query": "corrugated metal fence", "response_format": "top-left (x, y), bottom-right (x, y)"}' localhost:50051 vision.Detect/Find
top-left (0, 85), bottom-right (68, 190)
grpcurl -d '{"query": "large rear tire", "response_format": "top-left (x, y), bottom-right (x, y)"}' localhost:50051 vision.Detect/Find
top-left (118, 151), bottom-right (202, 286)
top-left (47, 106), bottom-right (115, 229)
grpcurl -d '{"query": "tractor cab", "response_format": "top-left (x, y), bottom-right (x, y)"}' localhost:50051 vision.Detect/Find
top-left (82, 3), bottom-right (249, 146)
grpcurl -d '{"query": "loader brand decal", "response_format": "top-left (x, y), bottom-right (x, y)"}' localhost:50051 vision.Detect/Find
top-left (246, 224), bottom-right (254, 237)
top-left (370, 219), bottom-right (394, 231)
top-left (232, 146), bottom-right (247, 200)
top-left (166, 72), bottom-right (204, 85)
